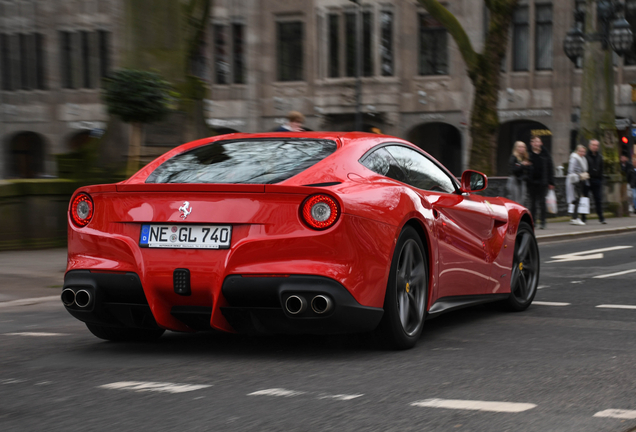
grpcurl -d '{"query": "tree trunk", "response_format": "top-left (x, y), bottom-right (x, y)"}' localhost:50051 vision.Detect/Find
top-left (417, 0), bottom-right (517, 176)
top-left (127, 122), bottom-right (144, 177)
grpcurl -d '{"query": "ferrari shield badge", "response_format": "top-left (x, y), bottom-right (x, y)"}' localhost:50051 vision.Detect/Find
top-left (179, 201), bottom-right (192, 219)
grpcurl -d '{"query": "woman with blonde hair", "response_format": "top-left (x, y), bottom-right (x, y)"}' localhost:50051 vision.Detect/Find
top-left (566, 144), bottom-right (590, 225)
top-left (506, 141), bottom-right (530, 205)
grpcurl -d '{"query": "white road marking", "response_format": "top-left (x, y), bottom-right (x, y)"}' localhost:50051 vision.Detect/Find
top-left (532, 301), bottom-right (570, 307)
top-left (0, 296), bottom-right (59, 308)
top-left (318, 394), bottom-right (364, 401)
top-left (594, 409), bottom-right (636, 419)
top-left (537, 285), bottom-right (549, 290)
top-left (596, 304), bottom-right (636, 310)
top-left (99, 381), bottom-right (211, 394)
top-left (410, 398), bottom-right (536, 413)
top-left (1, 379), bottom-right (26, 384)
top-left (3, 332), bottom-right (69, 337)
top-left (571, 281), bottom-right (584, 284)
top-left (593, 269), bottom-right (636, 279)
top-left (248, 388), bottom-right (305, 397)
top-left (545, 246), bottom-right (632, 264)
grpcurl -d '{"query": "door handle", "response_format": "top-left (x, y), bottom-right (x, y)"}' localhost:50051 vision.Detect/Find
top-left (432, 208), bottom-right (439, 219)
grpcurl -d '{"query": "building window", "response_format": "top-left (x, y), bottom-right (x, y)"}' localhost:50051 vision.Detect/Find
top-left (232, 23), bottom-right (245, 84)
top-left (344, 11), bottom-right (374, 77)
top-left (624, 0), bottom-right (636, 65)
top-left (419, 14), bottom-right (448, 75)
top-left (380, 11), bottom-right (394, 76)
top-left (512, 6), bottom-right (529, 71)
top-left (35, 34), bottom-right (46, 89)
top-left (277, 21), bottom-right (304, 81)
top-left (60, 30), bottom-right (110, 89)
top-left (213, 23), bottom-right (245, 85)
top-left (535, 4), bottom-right (553, 70)
top-left (60, 31), bottom-right (74, 88)
top-left (213, 25), bottom-right (229, 84)
top-left (19, 34), bottom-right (30, 90)
top-left (362, 11), bottom-right (373, 77)
top-left (328, 14), bottom-right (340, 78)
top-left (98, 31), bottom-right (110, 79)
top-left (81, 31), bottom-right (92, 88)
top-left (1, 34), bottom-right (11, 90)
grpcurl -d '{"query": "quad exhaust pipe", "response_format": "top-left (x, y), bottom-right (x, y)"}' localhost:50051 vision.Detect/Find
top-left (284, 294), bottom-right (333, 315)
top-left (61, 288), bottom-right (76, 307)
top-left (61, 288), bottom-right (93, 308)
top-left (285, 295), bottom-right (307, 315)
top-left (311, 295), bottom-right (333, 314)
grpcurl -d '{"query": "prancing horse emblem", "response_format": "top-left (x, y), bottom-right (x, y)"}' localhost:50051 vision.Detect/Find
top-left (179, 201), bottom-right (192, 219)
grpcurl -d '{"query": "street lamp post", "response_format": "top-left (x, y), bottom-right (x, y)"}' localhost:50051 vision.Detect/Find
top-left (563, 0), bottom-right (634, 215)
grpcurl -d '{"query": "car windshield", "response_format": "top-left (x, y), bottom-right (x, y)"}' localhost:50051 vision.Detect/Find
top-left (146, 139), bottom-right (338, 184)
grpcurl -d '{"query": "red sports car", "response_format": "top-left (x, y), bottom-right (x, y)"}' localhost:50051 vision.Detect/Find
top-left (62, 132), bottom-right (539, 349)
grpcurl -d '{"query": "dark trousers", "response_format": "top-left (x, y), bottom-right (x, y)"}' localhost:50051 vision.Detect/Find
top-left (571, 182), bottom-right (583, 220)
top-left (582, 179), bottom-right (604, 222)
top-left (528, 183), bottom-right (548, 227)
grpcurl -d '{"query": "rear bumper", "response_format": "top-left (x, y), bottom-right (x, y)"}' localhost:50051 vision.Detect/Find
top-left (221, 275), bottom-right (384, 334)
top-left (63, 271), bottom-right (384, 335)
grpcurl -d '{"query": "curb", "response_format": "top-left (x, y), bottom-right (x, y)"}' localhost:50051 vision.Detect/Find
top-left (536, 226), bottom-right (636, 243)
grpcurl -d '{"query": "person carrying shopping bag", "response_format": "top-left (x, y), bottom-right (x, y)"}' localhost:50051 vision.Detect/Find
top-left (566, 144), bottom-right (590, 225)
top-left (526, 136), bottom-right (555, 229)
top-left (507, 141), bottom-right (530, 205)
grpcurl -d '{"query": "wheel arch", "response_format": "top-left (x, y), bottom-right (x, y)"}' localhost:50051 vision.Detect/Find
top-left (402, 218), bottom-right (434, 308)
top-left (520, 212), bottom-right (534, 230)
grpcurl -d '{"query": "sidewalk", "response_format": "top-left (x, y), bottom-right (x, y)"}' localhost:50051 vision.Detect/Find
top-left (535, 213), bottom-right (636, 243)
top-left (1, 215), bottom-right (636, 305)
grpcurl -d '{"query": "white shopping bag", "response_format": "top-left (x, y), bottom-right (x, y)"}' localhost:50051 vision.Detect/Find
top-left (577, 197), bottom-right (590, 214)
top-left (546, 189), bottom-right (557, 214)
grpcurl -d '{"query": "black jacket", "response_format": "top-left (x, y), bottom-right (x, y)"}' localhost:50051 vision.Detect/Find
top-left (623, 160), bottom-right (636, 188)
top-left (509, 155), bottom-right (529, 181)
top-left (528, 148), bottom-right (555, 187)
top-left (586, 150), bottom-right (603, 181)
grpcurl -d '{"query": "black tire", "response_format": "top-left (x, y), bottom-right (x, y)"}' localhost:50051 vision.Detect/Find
top-left (377, 226), bottom-right (428, 350)
top-left (85, 323), bottom-right (165, 342)
top-left (505, 221), bottom-right (540, 311)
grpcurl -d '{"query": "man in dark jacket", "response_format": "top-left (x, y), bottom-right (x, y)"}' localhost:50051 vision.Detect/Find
top-left (621, 153), bottom-right (636, 214)
top-left (582, 139), bottom-right (605, 224)
top-left (527, 136), bottom-right (555, 229)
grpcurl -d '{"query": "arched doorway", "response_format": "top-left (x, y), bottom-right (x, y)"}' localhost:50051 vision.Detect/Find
top-left (67, 130), bottom-right (94, 151)
top-left (5, 132), bottom-right (46, 178)
top-left (407, 122), bottom-right (462, 176)
top-left (497, 120), bottom-right (551, 176)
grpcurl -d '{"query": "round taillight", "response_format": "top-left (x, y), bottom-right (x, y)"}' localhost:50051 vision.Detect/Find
top-left (70, 193), bottom-right (94, 227)
top-left (301, 194), bottom-right (340, 230)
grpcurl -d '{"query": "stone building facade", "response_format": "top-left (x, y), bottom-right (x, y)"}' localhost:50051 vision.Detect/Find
top-left (2, 0), bottom-right (636, 179)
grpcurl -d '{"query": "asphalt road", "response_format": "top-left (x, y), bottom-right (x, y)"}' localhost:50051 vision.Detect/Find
top-left (1, 233), bottom-right (636, 432)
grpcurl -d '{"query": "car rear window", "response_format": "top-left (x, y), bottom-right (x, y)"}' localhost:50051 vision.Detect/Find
top-left (146, 139), bottom-right (338, 184)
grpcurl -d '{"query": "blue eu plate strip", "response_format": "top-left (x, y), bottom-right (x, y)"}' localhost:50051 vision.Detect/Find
top-left (140, 224), bottom-right (150, 245)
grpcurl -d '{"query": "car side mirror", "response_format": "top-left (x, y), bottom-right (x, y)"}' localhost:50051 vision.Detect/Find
top-left (460, 170), bottom-right (488, 193)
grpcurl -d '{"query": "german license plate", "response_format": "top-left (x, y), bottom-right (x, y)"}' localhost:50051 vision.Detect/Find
top-left (140, 224), bottom-right (232, 249)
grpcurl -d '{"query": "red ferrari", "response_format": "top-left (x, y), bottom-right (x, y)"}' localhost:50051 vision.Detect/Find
top-left (62, 132), bottom-right (539, 349)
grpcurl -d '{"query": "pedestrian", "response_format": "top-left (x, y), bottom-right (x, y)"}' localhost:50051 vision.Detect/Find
top-left (275, 111), bottom-right (306, 132)
top-left (582, 139), bottom-right (606, 224)
top-left (526, 136), bottom-right (555, 229)
top-left (507, 141), bottom-right (530, 205)
top-left (566, 144), bottom-right (590, 225)
top-left (621, 153), bottom-right (636, 213)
